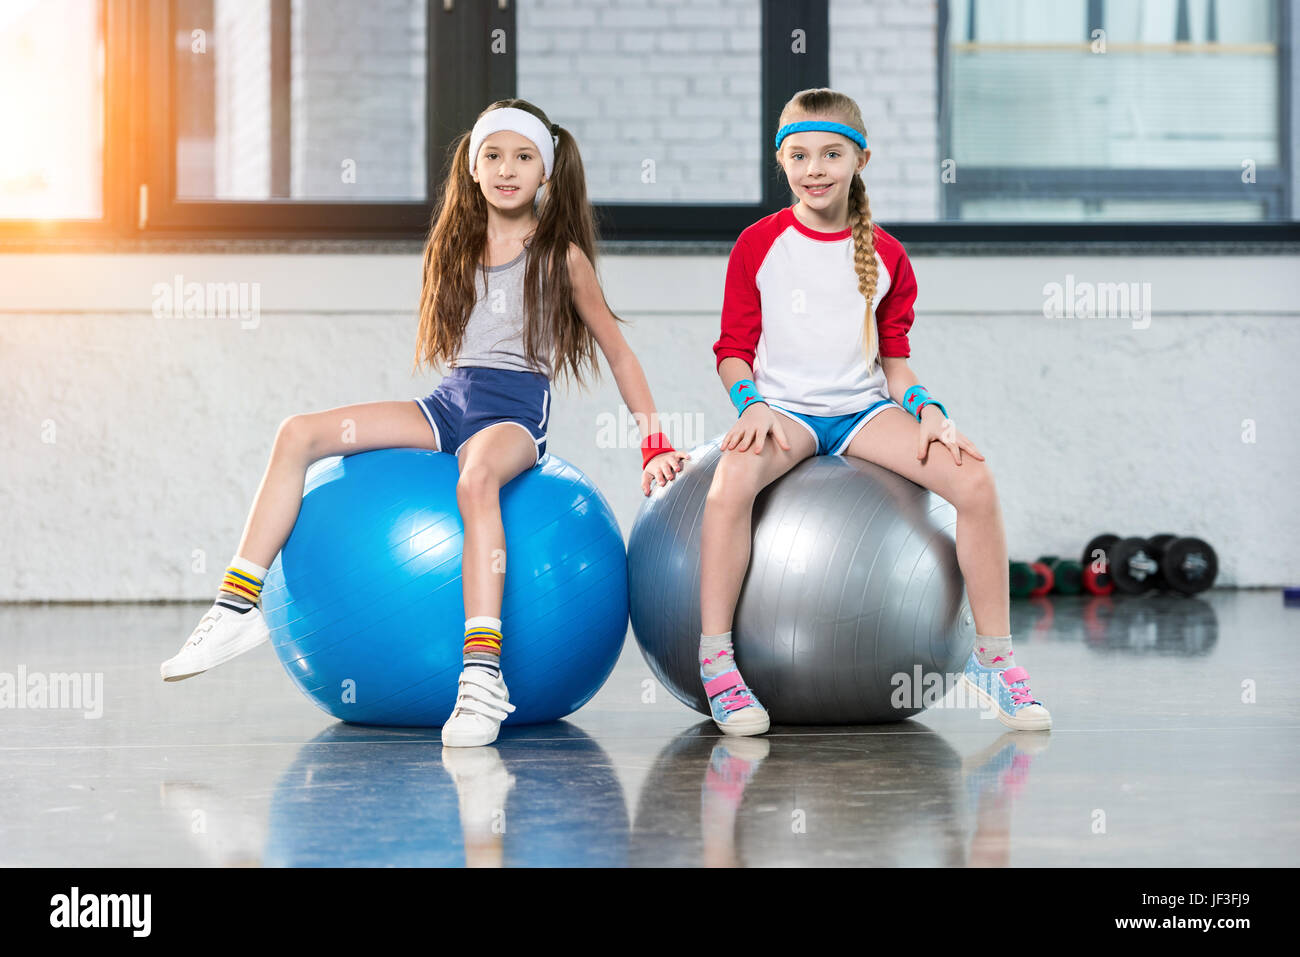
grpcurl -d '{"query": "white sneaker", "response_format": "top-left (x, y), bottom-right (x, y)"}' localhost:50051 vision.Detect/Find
top-left (441, 668), bottom-right (517, 748)
top-left (160, 602), bottom-right (270, 681)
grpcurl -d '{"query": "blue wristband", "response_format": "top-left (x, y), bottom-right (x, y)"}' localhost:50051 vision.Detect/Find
top-left (729, 378), bottom-right (766, 416)
top-left (902, 384), bottom-right (948, 423)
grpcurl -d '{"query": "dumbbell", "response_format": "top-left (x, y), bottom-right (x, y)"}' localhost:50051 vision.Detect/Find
top-left (1009, 561), bottom-right (1036, 599)
top-left (1036, 555), bottom-right (1083, 595)
top-left (1110, 534), bottom-right (1218, 595)
top-left (1009, 559), bottom-right (1056, 598)
top-left (1081, 534), bottom-right (1119, 596)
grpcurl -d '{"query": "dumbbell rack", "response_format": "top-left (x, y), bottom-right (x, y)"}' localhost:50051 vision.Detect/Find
top-left (1010, 533), bottom-right (1218, 599)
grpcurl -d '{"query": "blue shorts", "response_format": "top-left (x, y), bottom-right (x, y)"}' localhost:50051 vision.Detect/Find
top-left (414, 366), bottom-right (550, 467)
top-left (767, 397), bottom-right (900, 456)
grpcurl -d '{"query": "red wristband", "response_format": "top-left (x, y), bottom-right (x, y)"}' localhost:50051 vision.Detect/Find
top-left (641, 431), bottom-right (675, 470)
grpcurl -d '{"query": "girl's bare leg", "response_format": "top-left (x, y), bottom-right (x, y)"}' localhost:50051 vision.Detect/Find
top-left (235, 400), bottom-right (439, 569)
top-left (842, 407), bottom-right (1008, 637)
top-left (453, 423), bottom-right (539, 619)
top-left (699, 411), bottom-right (817, 635)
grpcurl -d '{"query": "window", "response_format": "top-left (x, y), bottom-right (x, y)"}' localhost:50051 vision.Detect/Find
top-left (939, 0), bottom-right (1289, 221)
top-left (827, 0), bottom-right (1293, 226)
top-left (1, 0), bottom-right (1296, 243)
top-left (0, 0), bottom-right (104, 220)
top-left (142, 0), bottom-right (433, 233)
top-left (172, 0), bottom-right (427, 202)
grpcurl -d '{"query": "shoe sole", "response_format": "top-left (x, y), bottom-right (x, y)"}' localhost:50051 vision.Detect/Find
top-left (960, 673), bottom-right (1052, 731)
top-left (715, 711), bottom-right (770, 736)
top-left (160, 624), bottom-right (270, 682)
top-left (441, 729), bottom-right (501, 748)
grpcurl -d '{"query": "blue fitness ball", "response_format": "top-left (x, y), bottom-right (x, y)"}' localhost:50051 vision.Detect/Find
top-left (260, 448), bottom-right (628, 726)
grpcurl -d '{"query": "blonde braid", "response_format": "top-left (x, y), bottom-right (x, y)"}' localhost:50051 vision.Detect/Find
top-left (848, 173), bottom-right (879, 368)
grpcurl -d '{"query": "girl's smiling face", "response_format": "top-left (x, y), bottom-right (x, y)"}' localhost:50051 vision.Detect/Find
top-left (472, 130), bottom-right (547, 209)
top-left (778, 124), bottom-right (869, 210)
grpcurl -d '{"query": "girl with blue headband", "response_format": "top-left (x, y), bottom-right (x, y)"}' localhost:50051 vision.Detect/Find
top-left (701, 88), bottom-right (1051, 736)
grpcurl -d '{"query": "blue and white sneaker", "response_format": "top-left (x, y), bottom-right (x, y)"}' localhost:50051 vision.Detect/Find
top-left (960, 650), bottom-right (1052, 731)
top-left (702, 650), bottom-right (769, 736)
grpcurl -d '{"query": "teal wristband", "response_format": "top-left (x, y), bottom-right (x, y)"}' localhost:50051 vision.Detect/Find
top-left (729, 378), bottom-right (766, 416)
top-left (902, 384), bottom-right (948, 423)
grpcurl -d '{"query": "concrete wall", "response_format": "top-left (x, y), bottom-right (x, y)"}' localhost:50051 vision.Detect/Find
top-left (2, 250), bottom-right (1297, 600)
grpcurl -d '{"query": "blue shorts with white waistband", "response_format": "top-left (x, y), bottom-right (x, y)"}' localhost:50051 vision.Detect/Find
top-left (414, 365), bottom-right (550, 468)
top-left (767, 397), bottom-right (900, 456)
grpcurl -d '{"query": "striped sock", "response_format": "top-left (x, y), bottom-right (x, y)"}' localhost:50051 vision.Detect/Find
top-left (217, 556), bottom-right (269, 614)
top-left (463, 616), bottom-right (503, 676)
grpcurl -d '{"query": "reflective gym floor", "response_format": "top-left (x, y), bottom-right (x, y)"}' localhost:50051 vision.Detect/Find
top-left (1, 590), bottom-right (1296, 867)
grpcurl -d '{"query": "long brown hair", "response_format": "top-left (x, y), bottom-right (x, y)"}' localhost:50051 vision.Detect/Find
top-left (776, 89), bottom-right (879, 367)
top-left (413, 98), bottom-right (620, 389)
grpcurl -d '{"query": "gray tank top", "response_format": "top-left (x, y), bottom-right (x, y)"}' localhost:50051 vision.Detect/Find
top-left (451, 247), bottom-right (553, 377)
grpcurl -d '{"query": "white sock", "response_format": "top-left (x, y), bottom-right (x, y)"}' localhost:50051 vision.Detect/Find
top-left (700, 631), bottom-right (736, 678)
top-left (975, 633), bottom-right (1014, 668)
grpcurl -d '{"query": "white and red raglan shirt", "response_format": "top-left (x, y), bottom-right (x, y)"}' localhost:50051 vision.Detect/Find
top-left (712, 204), bottom-right (918, 417)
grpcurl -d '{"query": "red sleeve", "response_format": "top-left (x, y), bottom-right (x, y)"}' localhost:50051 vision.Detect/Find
top-left (875, 240), bottom-right (916, 359)
top-left (712, 234), bottom-right (763, 371)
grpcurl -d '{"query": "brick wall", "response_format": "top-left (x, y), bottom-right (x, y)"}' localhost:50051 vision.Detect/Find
top-left (517, 0), bottom-right (765, 203)
top-left (829, 0), bottom-right (941, 221)
top-left (212, 0), bottom-right (425, 200)
top-left (289, 0), bottom-right (426, 199)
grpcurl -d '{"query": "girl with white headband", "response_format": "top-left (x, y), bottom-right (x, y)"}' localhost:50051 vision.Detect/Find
top-left (161, 99), bottom-right (687, 749)
top-left (701, 87), bottom-right (1052, 736)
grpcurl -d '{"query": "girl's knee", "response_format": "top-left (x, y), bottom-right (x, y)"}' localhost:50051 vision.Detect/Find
top-left (953, 461), bottom-right (997, 511)
top-left (274, 414), bottom-right (319, 461)
top-left (708, 452), bottom-right (763, 503)
top-left (456, 463), bottom-right (499, 505)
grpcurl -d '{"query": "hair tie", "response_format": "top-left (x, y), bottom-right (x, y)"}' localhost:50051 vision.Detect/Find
top-left (550, 123), bottom-right (559, 136)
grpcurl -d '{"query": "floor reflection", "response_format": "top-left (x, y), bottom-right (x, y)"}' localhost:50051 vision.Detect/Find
top-left (631, 721), bottom-right (1049, 867)
top-left (1013, 594), bottom-right (1218, 656)
top-left (262, 722), bottom-right (629, 866)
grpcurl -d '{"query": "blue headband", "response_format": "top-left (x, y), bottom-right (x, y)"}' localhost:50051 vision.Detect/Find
top-left (774, 120), bottom-right (868, 151)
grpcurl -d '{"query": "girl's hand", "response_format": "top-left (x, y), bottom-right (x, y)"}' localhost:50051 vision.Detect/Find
top-left (722, 402), bottom-right (791, 455)
top-left (916, 406), bottom-right (985, 466)
top-left (642, 449), bottom-right (691, 496)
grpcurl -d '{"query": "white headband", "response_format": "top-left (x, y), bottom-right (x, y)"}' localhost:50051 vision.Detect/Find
top-left (468, 107), bottom-right (556, 181)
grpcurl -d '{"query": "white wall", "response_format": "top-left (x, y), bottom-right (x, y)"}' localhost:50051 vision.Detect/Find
top-left (1, 250), bottom-right (1297, 600)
